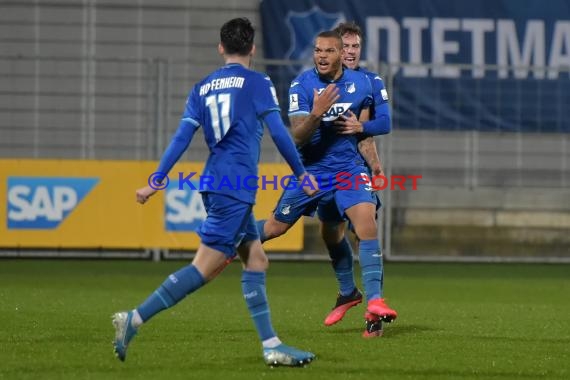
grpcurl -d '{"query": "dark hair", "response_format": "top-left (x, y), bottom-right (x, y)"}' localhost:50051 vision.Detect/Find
top-left (315, 30), bottom-right (343, 49)
top-left (220, 18), bottom-right (255, 56)
top-left (334, 21), bottom-right (363, 41)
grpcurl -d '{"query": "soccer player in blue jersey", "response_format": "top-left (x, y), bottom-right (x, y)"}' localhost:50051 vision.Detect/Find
top-left (112, 18), bottom-right (318, 367)
top-left (320, 21), bottom-right (393, 337)
top-left (256, 30), bottom-right (396, 338)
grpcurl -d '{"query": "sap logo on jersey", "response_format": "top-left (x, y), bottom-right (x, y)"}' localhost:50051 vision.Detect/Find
top-left (7, 177), bottom-right (99, 229)
top-left (165, 180), bottom-right (206, 232)
top-left (322, 103), bottom-right (352, 121)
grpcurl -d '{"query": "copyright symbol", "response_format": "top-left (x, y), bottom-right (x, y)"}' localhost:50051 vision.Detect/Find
top-left (148, 172), bottom-right (169, 190)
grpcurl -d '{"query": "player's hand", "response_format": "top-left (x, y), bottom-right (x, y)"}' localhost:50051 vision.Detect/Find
top-left (311, 84), bottom-right (340, 117)
top-left (334, 110), bottom-right (363, 134)
top-left (136, 186), bottom-right (157, 204)
top-left (298, 172), bottom-right (319, 197)
top-left (370, 166), bottom-right (386, 190)
top-left (371, 165), bottom-right (384, 178)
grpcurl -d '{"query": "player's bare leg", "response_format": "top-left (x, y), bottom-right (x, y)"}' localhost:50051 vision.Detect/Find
top-left (113, 244), bottom-right (226, 361)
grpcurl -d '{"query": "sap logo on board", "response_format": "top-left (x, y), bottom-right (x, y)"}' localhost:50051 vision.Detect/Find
top-left (7, 177), bottom-right (99, 229)
top-left (164, 180), bottom-right (206, 232)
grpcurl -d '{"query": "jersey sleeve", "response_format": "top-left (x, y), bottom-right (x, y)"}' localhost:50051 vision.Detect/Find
top-left (181, 86), bottom-right (202, 128)
top-left (370, 74), bottom-right (389, 110)
top-left (262, 111), bottom-right (305, 177)
top-left (362, 74), bottom-right (374, 109)
top-left (155, 86), bottom-right (200, 179)
top-left (362, 74), bottom-right (391, 136)
top-left (287, 76), bottom-right (311, 117)
top-left (251, 74), bottom-right (281, 118)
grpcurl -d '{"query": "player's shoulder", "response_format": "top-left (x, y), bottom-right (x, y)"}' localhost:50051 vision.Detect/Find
top-left (292, 68), bottom-right (318, 86)
top-left (244, 67), bottom-right (269, 79)
top-left (241, 68), bottom-right (275, 87)
top-left (345, 67), bottom-right (370, 82)
top-left (356, 67), bottom-right (385, 84)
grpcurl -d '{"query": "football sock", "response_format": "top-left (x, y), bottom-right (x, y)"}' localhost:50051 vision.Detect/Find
top-left (256, 219), bottom-right (268, 243)
top-left (359, 239), bottom-right (383, 302)
top-left (137, 264), bottom-right (205, 322)
top-left (262, 336), bottom-right (283, 349)
top-left (327, 237), bottom-right (356, 296)
top-left (242, 270), bottom-right (276, 341)
top-left (131, 309), bottom-right (143, 328)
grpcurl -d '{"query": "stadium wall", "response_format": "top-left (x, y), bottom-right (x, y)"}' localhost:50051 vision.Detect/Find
top-left (1, 159), bottom-right (302, 252)
top-left (0, 1), bottom-right (568, 260)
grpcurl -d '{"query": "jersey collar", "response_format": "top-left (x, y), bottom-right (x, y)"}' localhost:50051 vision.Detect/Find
top-left (223, 63), bottom-right (244, 69)
top-left (313, 66), bottom-right (346, 83)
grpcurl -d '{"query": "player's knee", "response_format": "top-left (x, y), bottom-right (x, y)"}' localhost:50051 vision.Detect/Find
top-left (246, 250), bottom-right (269, 271)
top-left (320, 222), bottom-right (345, 246)
top-left (353, 220), bottom-right (377, 241)
top-left (264, 218), bottom-right (291, 239)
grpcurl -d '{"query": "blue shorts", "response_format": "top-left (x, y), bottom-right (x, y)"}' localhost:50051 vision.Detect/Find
top-left (198, 193), bottom-right (258, 258)
top-left (273, 166), bottom-right (376, 224)
top-left (272, 178), bottom-right (335, 224)
top-left (317, 183), bottom-right (378, 222)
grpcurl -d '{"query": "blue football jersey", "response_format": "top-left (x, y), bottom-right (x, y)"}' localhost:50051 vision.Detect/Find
top-left (356, 67), bottom-right (389, 122)
top-left (183, 63), bottom-right (280, 204)
top-left (288, 68), bottom-right (373, 175)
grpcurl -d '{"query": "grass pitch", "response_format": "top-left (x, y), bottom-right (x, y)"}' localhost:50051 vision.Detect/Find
top-left (0, 260), bottom-right (568, 379)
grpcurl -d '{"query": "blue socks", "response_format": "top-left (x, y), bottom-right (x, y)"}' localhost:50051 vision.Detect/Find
top-left (327, 237), bottom-right (356, 296)
top-left (256, 220), bottom-right (267, 243)
top-left (359, 239), bottom-right (383, 302)
top-left (137, 264), bottom-right (205, 322)
top-left (242, 270), bottom-right (276, 341)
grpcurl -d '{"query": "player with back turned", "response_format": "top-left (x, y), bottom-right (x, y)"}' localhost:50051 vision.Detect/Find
top-left (111, 17), bottom-right (318, 367)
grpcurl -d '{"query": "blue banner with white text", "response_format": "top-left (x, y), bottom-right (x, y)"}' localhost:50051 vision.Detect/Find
top-left (260, 0), bottom-right (570, 132)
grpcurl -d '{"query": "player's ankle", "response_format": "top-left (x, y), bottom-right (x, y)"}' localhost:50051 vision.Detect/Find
top-left (262, 336), bottom-right (282, 349)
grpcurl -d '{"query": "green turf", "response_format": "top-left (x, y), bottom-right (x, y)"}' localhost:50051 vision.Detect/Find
top-left (0, 260), bottom-right (568, 379)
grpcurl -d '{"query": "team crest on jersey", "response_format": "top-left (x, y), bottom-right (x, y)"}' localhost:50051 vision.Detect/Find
top-left (280, 205), bottom-right (291, 215)
top-left (345, 82), bottom-right (356, 94)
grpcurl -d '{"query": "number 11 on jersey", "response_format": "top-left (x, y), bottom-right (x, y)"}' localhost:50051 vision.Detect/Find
top-left (205, 93), bottom-right (231, 142)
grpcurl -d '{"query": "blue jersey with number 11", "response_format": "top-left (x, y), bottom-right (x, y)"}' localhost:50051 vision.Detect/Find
top-left (183, 63), bottom-right (280, 204)
top-left (288, 68), bottom-right (374, 175)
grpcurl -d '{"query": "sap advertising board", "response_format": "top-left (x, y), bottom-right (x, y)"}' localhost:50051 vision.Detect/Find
top-left (260, 0), bottom-right (570, 132)
top-left (6, 176), bottom-right (205, 232)
top-left (7, 177), bottom-right (98, 229)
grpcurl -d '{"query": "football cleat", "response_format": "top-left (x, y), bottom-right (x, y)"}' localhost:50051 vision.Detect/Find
top-left (366, 298), bottom-right (397, 323)
top-left (263, 344), bottom-right (316, 367)
top-left (112, 311), bottom-right (138, 362)
top-left (362, 312), bottom-right (383, 338)
top-left (324, 288), bottom-right (363, 326)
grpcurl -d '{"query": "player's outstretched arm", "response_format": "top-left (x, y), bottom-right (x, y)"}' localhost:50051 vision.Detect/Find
top-left (263, 111), bottom-right (306, 177)
top-left (135, 186), bottom-right (157, 204)
top-left (136, 119), bottom-right (197, 205)
top-left (298, 173), bottom-right (319, 197)
top-left (290, 83), bottom-right (339, 145)
top-left (263, 111), bottom-right (319, 197)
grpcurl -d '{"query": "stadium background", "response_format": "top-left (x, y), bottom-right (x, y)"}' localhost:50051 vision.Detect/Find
top-left (1, 2), bottom-right (569, 379)
top-left (1, 0), bottom-right (569, 262)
